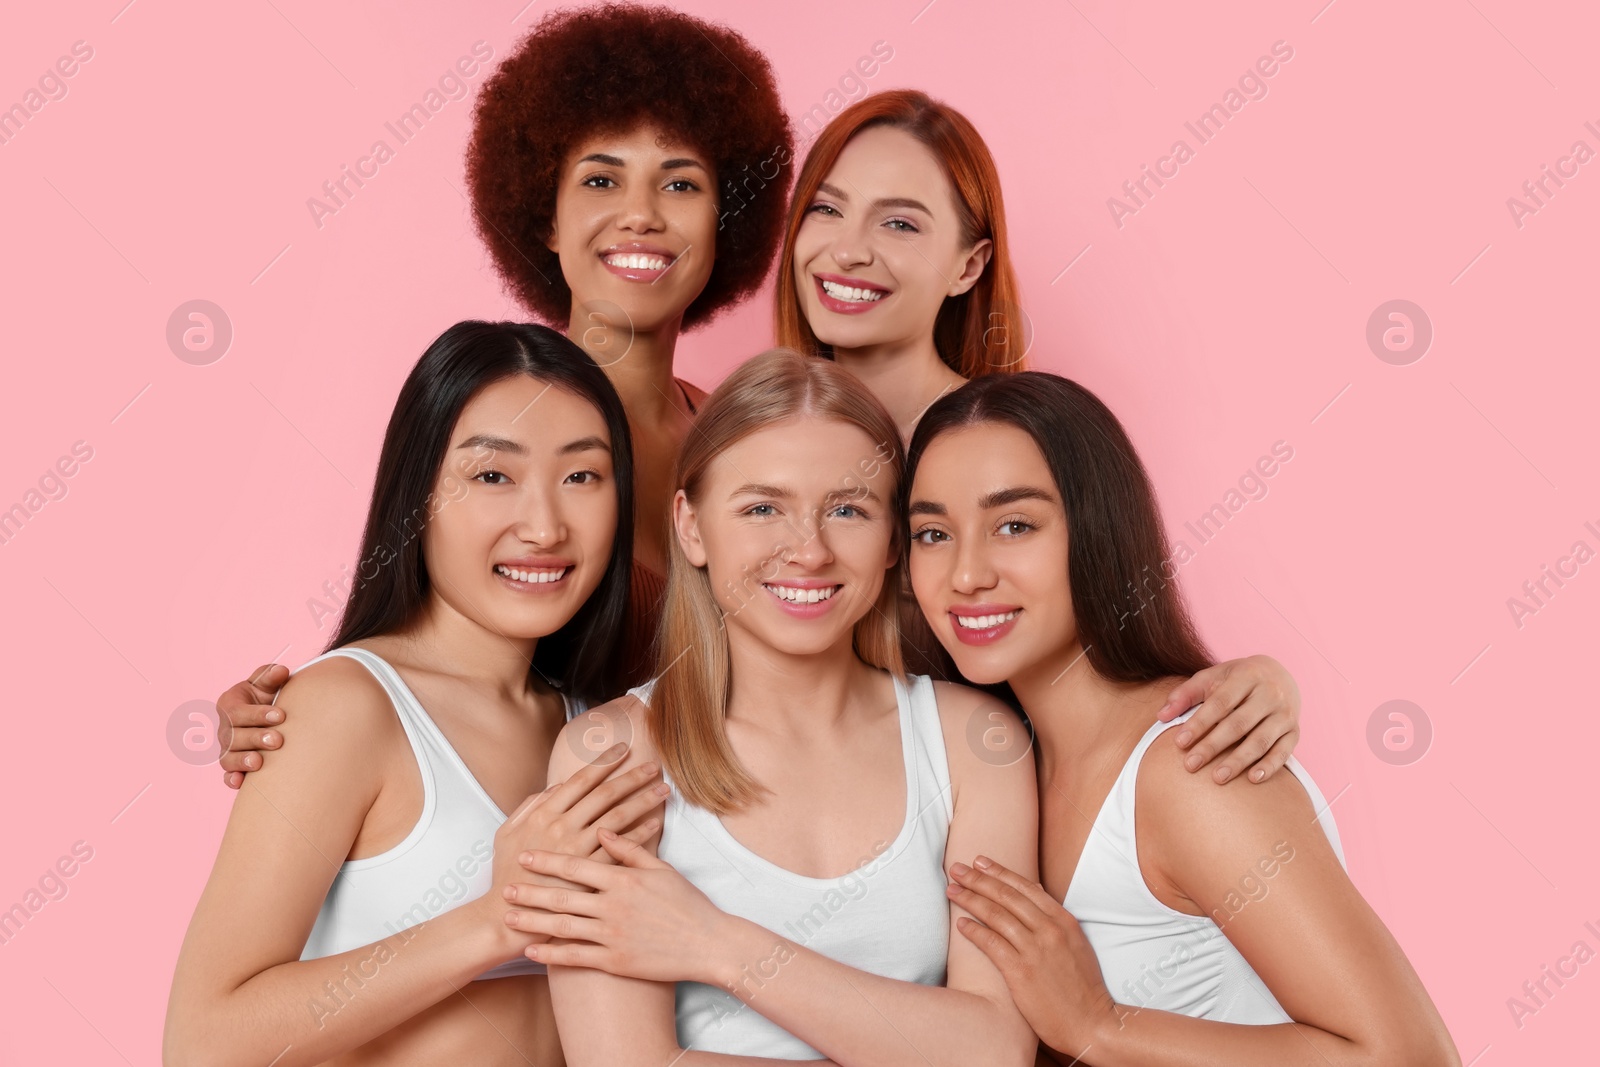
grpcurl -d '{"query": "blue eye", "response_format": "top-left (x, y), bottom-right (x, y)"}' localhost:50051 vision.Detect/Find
top-left (746, 503), bottom-right (777, 517)
top-left (885, 218), bottom-right (918, 233)
top-left (830, 504), bottom-right (864, 520)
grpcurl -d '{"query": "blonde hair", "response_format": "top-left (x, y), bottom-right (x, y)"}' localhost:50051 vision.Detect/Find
top-left (648, 349), bottom-right (907, 813)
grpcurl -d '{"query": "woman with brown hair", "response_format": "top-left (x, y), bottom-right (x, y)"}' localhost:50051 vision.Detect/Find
top-left (906, 372), bottom-right (1460, 1064)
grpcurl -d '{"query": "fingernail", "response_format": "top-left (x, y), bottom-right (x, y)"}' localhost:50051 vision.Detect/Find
top-left (1217, 768), bottom-right (1233, 783)
top-left (654, 783), bottom-right (672, 796)
top-left (1184, 754), bottom-right (1202, 771)
top-left (1252, 768), bottom-right (1266, 782)
top-left (950, 862), bottom-right (970, 876)
top-left (266, 710), bottom-right (283, 723)
top-left (946, 883), bottom-right (964, 896)
top-left (641, 760), bottom-right (659, 774)
top-left (974, 856), bottom-right (992, 869)
top-left (1175, 730), bottom-right (1192, 747)
top-left (519, 851), bottom-right (533, 864)
top-left (503, 885), bottom-right (515, 899)
top-left (599, 827), bottom-right (617, 839)
top-left (606, 742), bottom-right (627, 756)
top-left (263, 732), bottom-right (277, 746)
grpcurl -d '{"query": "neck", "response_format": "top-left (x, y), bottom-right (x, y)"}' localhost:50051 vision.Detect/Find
top-left (567, 307), bottom-right (688, 423)
top-left (831, 334), bottom-right (966, 442)
top-left (1008, 641), bottom-right (1174, 779)
top-left (397, 594), bottom-right (541, 700)
top-left (722, 622), bottom-right (873, 738)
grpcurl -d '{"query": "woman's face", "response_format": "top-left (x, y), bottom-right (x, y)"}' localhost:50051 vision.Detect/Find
top-left (792, 125), bottom-right (992, 355)
top-left (907, 421), bottom-right (1077, 685)
top-left (546, 125), bottom-right (718, 342)
top-left (423, 376), bottom-right (619, 641)
top-left (673, 415), bottom-right (899, 660)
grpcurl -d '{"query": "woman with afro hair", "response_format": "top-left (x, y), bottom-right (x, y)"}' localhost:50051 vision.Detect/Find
top-left (466, 3), bottom-right (795, 690)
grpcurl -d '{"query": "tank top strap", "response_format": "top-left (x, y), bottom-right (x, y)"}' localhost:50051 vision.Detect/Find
top-left (898, 673), bottom-right (954, 826)
top-left (291, 646), bottom-right (442, 824)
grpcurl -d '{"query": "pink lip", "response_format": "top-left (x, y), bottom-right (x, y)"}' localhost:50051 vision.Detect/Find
top-left (599, 242), bottom-right (680, 283)
top-left (813, 272), bottom-right (891, 315)
top-left (494, 560), bottom-right (575, 594)
top-left (763, 581), bottom-right (843, 619)
top-left (948, 606), bottom-right (1022, 647)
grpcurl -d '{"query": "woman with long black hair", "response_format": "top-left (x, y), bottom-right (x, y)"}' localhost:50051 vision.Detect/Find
top-left (164, 322), bottom-right (667, 1067)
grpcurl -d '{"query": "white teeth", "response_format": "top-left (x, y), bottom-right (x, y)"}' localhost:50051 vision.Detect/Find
top-left (954, 610), bottom-right (1019, 629)
top-left (605, 253), bottom-right (668, 270)
top-left (820, 279), bottom-right (885, 303)
top-left (495, 564), bottom-right (570, 584)
top-left (764, 584), bottom-right (838, 604)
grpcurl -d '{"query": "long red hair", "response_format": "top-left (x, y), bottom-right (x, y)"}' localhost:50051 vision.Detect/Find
top-left (774, 89), bottom-right (1026, 377)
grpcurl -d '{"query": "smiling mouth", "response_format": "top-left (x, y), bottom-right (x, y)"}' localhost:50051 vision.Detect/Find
top-left (953, 610), bottom-right (1020, 629)
top-left (494, 564), bottom-right (572, 585)
top-left (602, 252), bottom-right (672, 271)
top-left (763, 583), bottom-right (841, 605)
top-left (819, 279), bottom-right (886, 303)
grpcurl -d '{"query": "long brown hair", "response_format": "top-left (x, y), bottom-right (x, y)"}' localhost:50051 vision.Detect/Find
top-left (905, 372), bottom-right (1212, 685)
top-left (774, 89), bottom-right (1026, 377)
top-left (649, 349), bottom-right (906, 813)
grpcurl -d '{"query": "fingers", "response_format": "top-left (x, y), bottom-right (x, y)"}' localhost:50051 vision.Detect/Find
top-left (248, 662), bottom-right (291, 693)
top-left (221, 769), bottom-right (243, 790)
top-left (588, 817), bottom-right (660, 862)
top-left (502, 881), bottom-right (604, 918)
top-left (971, 857), bottom-right (1063, 914)
top-left (524, 941), bottom-right (608, 969)
top-left (948, 861), bottom-right (1045, 932)
top-left (596, 827), bottom-right (667, 869)
top-left (501, 907), bottom-right (606, 943)
top-left (216, 693), bottom-right (286, 731)
top-left (223, 726), bottom-right (281, 757)
top-left (1159, 663), bottom-right (1219, 722)
top-left (955, 915), bottom-right (1020, 969)
top-left (506, 784), bottom-right (560, 823)
top-left (517, 848), bottom-right (616, 890)
top-left (947, 874), bottom-right (1031, 947)
top-left (1242, 731), bottom-right (1298, 784)
top-left (591, 780), bottom-right (670, 838)
top-left (219, 749), bottom-right (264, 775)
top-left (566, 761), bottom-right (663, 828)
top-left (536, 743), bottom-right (630, 817)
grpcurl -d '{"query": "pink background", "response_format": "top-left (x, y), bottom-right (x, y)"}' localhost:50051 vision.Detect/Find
top-left (2, 0), bottom-right (1595, 1061)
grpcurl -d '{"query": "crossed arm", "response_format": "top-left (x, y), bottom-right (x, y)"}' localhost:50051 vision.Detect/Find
top-left (520, 688), bottom-right (1041, 1067)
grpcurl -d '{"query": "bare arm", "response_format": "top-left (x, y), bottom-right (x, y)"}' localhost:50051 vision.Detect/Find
top-left (164, 658), bottom-right (528, 1067)
top-left (528, 686), bottom-right (1039, 1067)
top-left (955, 731), bottom-right (1459, 1067)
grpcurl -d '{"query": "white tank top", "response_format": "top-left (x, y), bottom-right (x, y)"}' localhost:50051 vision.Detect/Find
top-left (644, 671), bottom-right (954, 1060)
top-left (289, 646), bottom-right (583, 981)
top-left (1065, 708), bottom-right (1345, 1022)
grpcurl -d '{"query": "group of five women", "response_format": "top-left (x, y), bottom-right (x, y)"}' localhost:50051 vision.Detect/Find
top-left (164, 5), bottom-right (1459, 1065)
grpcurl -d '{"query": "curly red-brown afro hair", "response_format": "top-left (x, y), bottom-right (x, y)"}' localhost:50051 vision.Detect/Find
top-left (466, 4), bottom-right (794, 331)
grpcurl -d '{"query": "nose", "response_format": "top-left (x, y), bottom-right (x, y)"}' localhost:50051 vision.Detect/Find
top-left (950, 531), bottom-right (997, 596)
top-left (616, 180), bottom-right (666, 235)
top-left (779, 509), bottom-right (835, 571)
top-left (830, 215), bottom-right (874, 271)
top-left (515, 484), bottom-right (567, 549)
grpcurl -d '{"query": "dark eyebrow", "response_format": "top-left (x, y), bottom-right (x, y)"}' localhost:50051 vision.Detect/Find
top-left (816, 181), bottom-right (932, 216)
top-left (577, 153), bottom-right (706, 172)
top-left (979, 486), bottom-right (1056, 510)
top-left (908, 486), bottom-right (1056, 517)
top-left (455, 434), bottom-right (609, 457)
